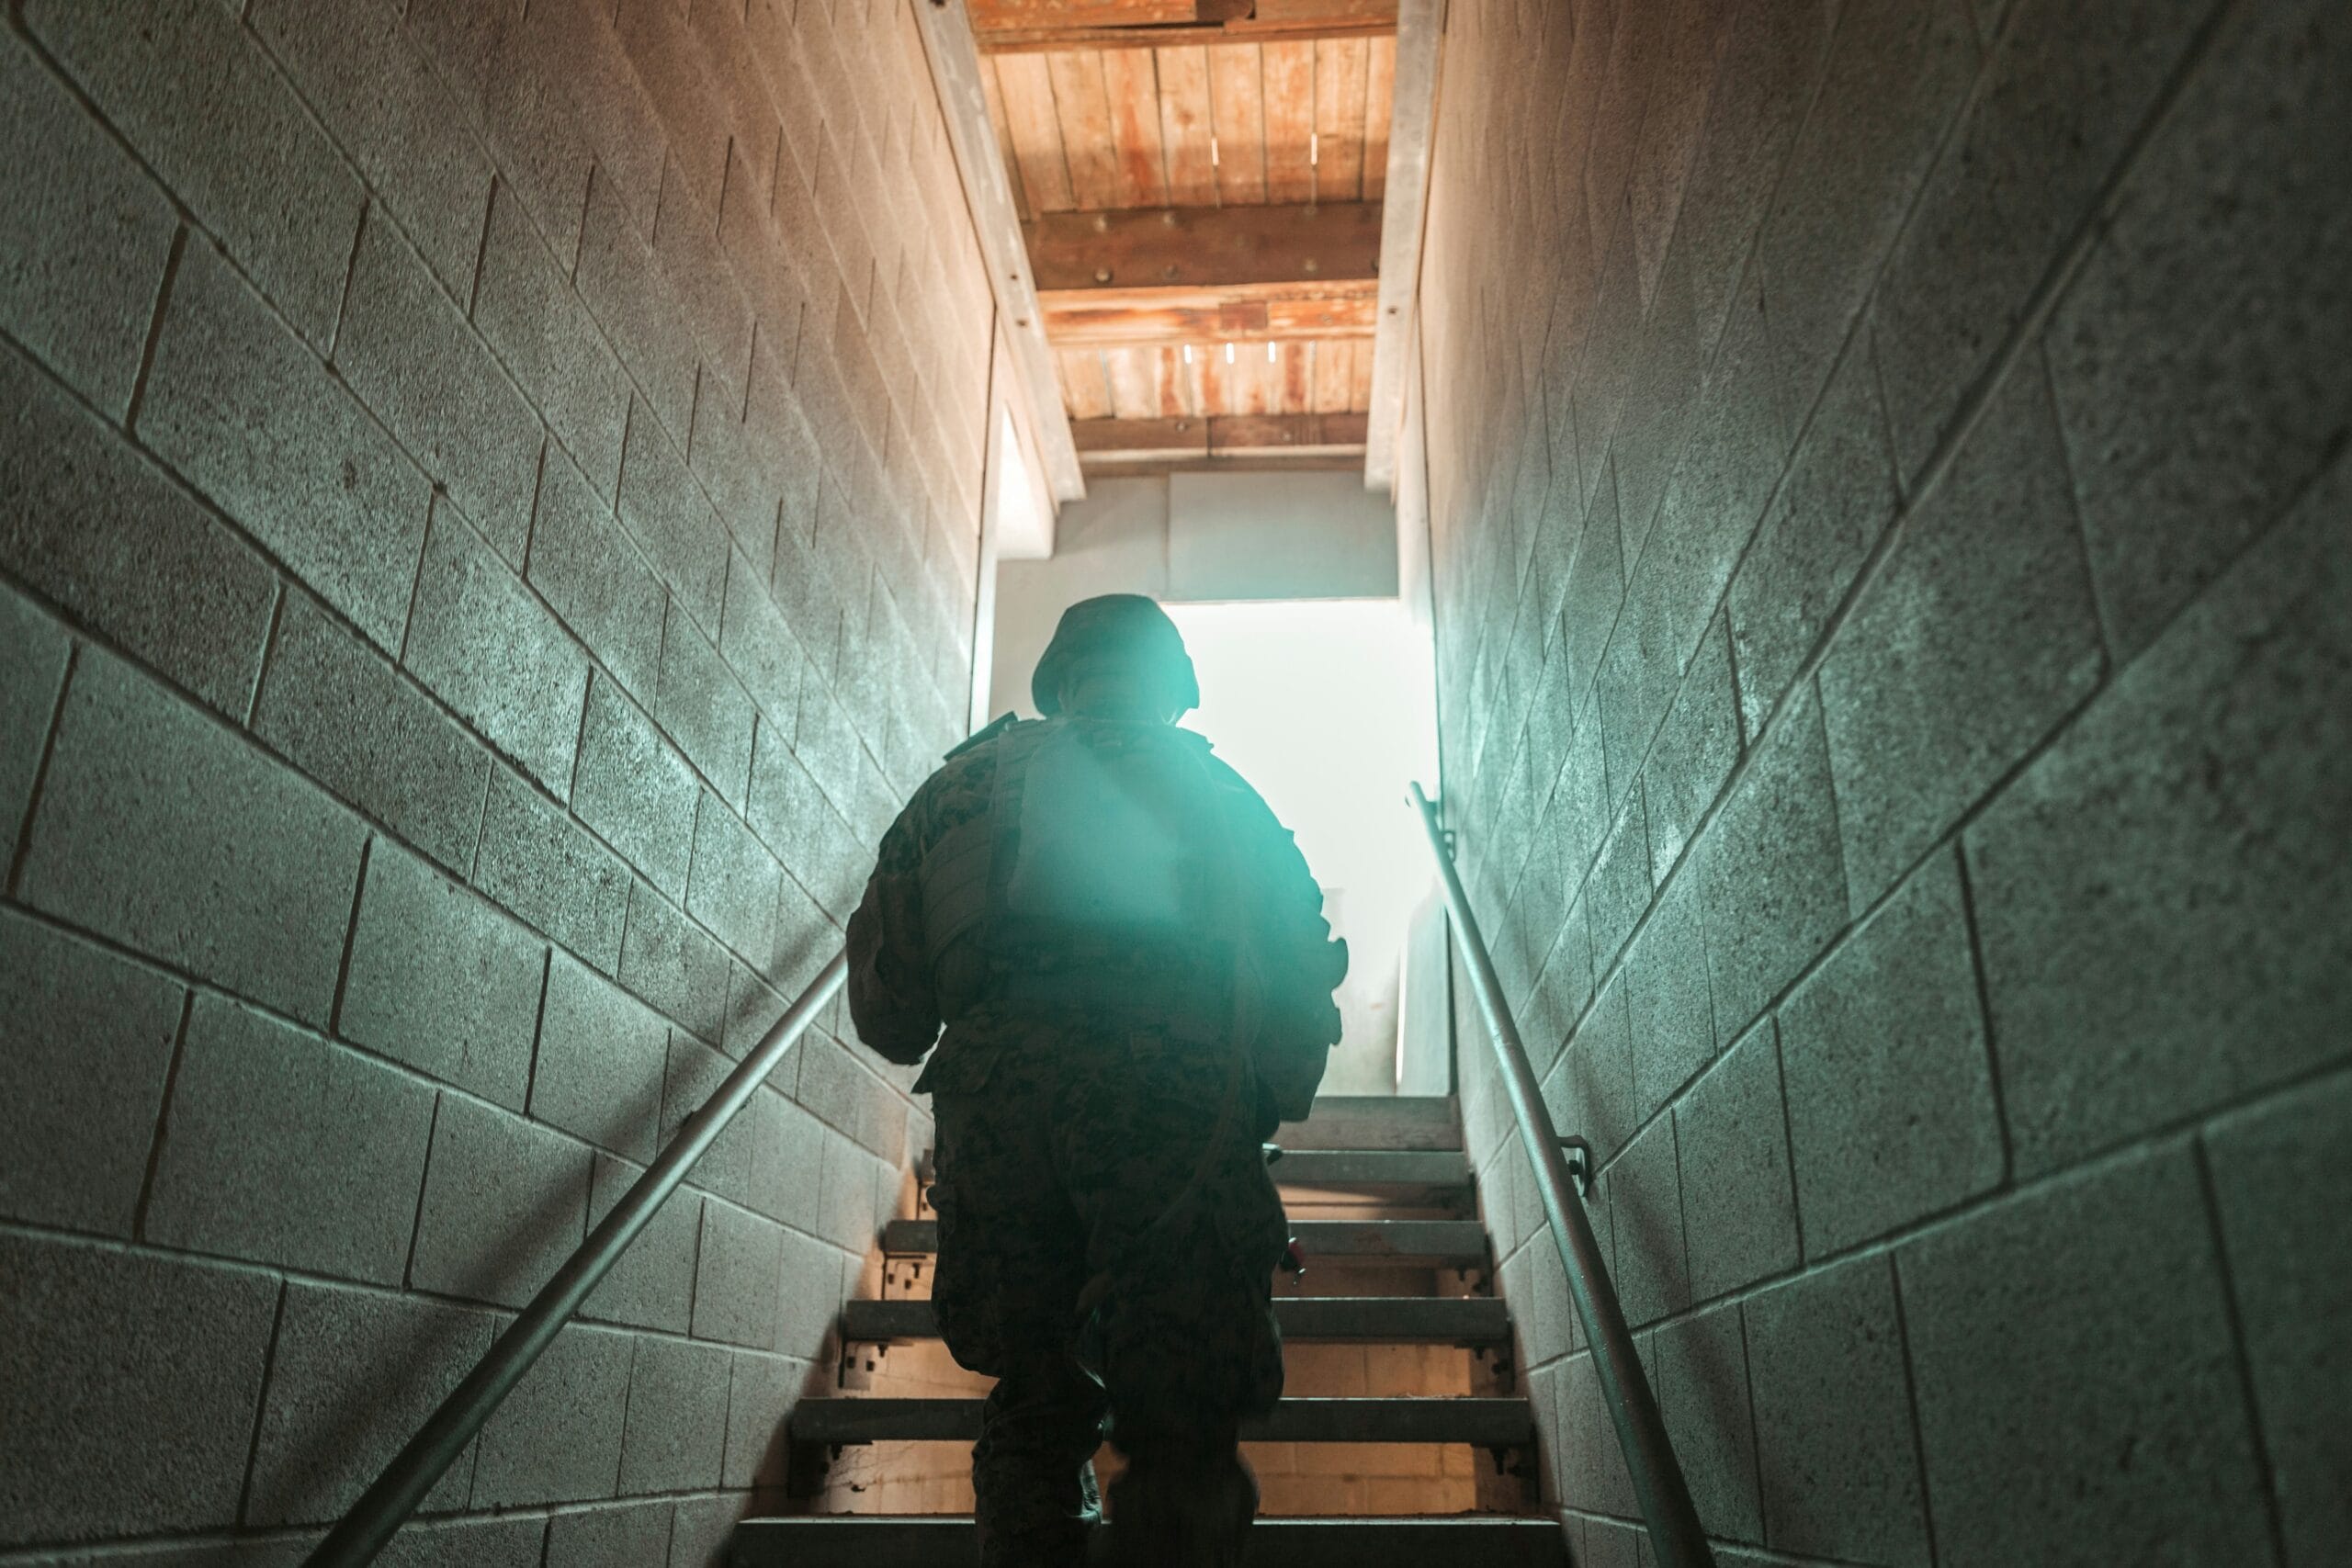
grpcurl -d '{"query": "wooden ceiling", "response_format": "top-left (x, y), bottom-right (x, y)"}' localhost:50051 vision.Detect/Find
top-left (973, 1), bottom-right (1398, 462)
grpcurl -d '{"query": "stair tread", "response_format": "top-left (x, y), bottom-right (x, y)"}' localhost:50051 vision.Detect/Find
top-left (882, 1216), bottom-right (1487, 1264)
top-left (734, 1515), bottom-right (1566, 1567)
top-left (1275, 1097), bottom-right (1464, 1152)
top-left (1271, 1149), bottom-right (1470, 1187)
top-left (842, 1294), bottom-right (1510, 1344)
top-left (790, 1395), bottom-right (1536, 1446)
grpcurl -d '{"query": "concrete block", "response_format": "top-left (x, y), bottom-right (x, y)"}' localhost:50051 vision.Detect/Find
top-left (657, 599), bottom-right (758, 807)
top-left (0, 343), bottom-right (277, 717)
top-left (245, 1280), bottom-right (493, 1524)
top-left (336, 216), bottom-right (542, 563)
top-left (1667, 0), bottom-right (1837, 360)
top-left (2044, 0), bottom-right (2351, 655)
top-left (652, 171), bottom-right (753, 407)
top-left (0, 589), bottom-right (65, 856)
top-left (1555, 1350), bottom-right (1636, 1519)
top-left (662, 1033), bottom-right (760, 1207)
top-left (1674, 1020), bottom-right (1799, 1303)
top-left (1963, 454), bottom-right (2352, 1173)
top-left (1610, 249), bottom-right (1706, 557)
top-left (2206, 1071), bottom-right (2352, 1563)
top-left (1543, 974), bottom-right (1638, 1167)
top-left (1595, 557), bottom-right (1683, 815)
top-left (530, 952), bottom-right (672, 1162)
top-left (1583, 784), bottom-right (1653, 976)
top-left (582, 1152), bottom-right (698, 1335)
top-left (1694, 680), bottom-right (1846, 1043)
top-left (527, 453), bottom-right (669, 705)
top-left (723, 961), bottom-right (792, 1066)
top-left (1728, 333), bottom-right (1898, 739)
top-left (616, 1332), bottom-right (732, 1495)
top-left (519, 0), bottom-right (667, 231)
top-left (615, 0), bottom-right (731, 217)
top-left (138, 242), bottom-right (429, 652)
top-left (1622, 874), bottom-right (1715, 1122)
top-left (545, 1501), bottom-right (675, 1568)
top-left (1744, 1252), bottom-right (1928, 1564)
top-left (1777, 847), bottom-right (2002, 1255)
top-left (406, 509), bottom-right (589, 794)
top-left (721, 551), bottom-right (808, 730)
top-left (20, 651), bottom-right (366, 1024)
top-left (0, 908), bottom-right (180, 1238)
top-left (342, 840), bottom-right (546, 1110)
top-left (1875, 0), bottom-right (2214, 483)
top-left (1898, 1145), bottom-right (2271, 1567)
top-left (720, 1351), bottom-right (796, 1487)
top-left (572, 674), bottom-right (698, 897)
top-left (776, 1223), bottom-right (843, 1361)
top-left (695, 1200), bottom-right (787, 1348)
top-left (148, 997), bottom-right (435, 1281)
top-left (1652, 1301), bottom-right (1763, 1543)
top-left (476, 764), bottom-right (632, 974)
top-left (254, 590), bottom-right (491, 874)
top-left (25, 0), bottom-right (363, 348)
top-left (814, 1129), bottom-right (882, 1255)
top-left (749, 1089), bottom-right (828, 1230)
top-left (0, 30), bottom-right (176, 415)
top-left (668, 1495), bottom-right (745, 1568)
top-left (401, 0), bottom-right (593, 266)
top-left (377, 1518), bottom-right (543, 1568)
top-left (1640, 611), bottom-right (1740, 878)
top-left (248, 0), bottom-right (493, 303)
top-left (686, 793), bottom-right (784, 971)
top-left (1753, 0), bottom-right (1975, 432)
top-left (1642, 294), bottom-right (1792, 676)
top-left (694, 360), bottom-right (788, 591)
top-left (1819, 362), bottom-right (2107, 911)
top-left (411, 1093), bottom-right (593, 1308)
top-left (0, 1232), bottom-right (277, 1541)
top-left (474, 185), bottom-right (629, 500)
top-left (618, 877), bottom-right (731, 1042)
top-left (471, 1320), bottom-right (632, 1506)
top-left (1603, 1113), bottom-right (1688, 1326)
top-left (579, 178), bottom-right (700, 446)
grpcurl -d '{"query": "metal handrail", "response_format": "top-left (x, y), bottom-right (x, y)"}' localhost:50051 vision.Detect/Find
top-left (1410, 784), bottom-right (1714, 1566)
top-left (305, 950), bottom-right (850, 1568)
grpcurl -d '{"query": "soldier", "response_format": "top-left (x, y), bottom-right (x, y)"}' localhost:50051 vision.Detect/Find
top-left (847, 594), bottom-right (1349, 1568)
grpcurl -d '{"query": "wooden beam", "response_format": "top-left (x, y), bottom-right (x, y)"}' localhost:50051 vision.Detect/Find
top-left (1072, 412), bottom-right (1371, 462)
top-left (1363, 0), bottom-right (1441, 491)
top-left (911, 0), bottom-right (1086, 502)
top-left (1039, 279), bottom-right (1378, 345)
top-left (976, 5), bottom-right (1395, 54)
top-left (1024, 202), bottom-right (1383, 291)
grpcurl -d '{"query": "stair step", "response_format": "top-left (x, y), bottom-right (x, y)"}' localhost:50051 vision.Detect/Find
top-left (1275, 1096), bottom-right (1464, 1151)
top-left (734, 1515), bottom-right (1566, 1566)
top-left (1271, 1148), bottom-right (1469, 1191)
top-left (842, 1293), bottom-right (1510, 1345)
top-left (881, 1217), bottom-right (1487, 1267)
top-left (790, 1395), bottom-right (1536, 1446)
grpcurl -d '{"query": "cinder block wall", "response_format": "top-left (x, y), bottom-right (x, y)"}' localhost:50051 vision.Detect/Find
top-left (1417, 0), bottom-right (2348, 1562)
top-left (0, 0), bottom-right (994, 1558)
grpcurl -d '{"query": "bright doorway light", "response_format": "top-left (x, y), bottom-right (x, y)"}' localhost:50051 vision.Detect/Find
top-left (1166, 599), bottom-right (1440, 1093)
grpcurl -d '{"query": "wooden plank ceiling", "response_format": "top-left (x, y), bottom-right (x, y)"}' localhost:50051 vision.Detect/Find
top-left (975, 1), bottom-right (1397, 463)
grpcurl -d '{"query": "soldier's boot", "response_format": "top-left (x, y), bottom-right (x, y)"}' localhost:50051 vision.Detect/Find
top-left (1092, 1447), bottom-right (1257, 1568)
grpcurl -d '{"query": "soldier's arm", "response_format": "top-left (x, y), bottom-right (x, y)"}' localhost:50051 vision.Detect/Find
top-left (846, 793), bottom-right (943, 1066)
top-left (1212, 762), bottom-right (1349, 1067)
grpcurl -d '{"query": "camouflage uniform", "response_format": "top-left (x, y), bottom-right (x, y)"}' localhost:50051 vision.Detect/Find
top-left (848, 703), bottom-right (1344, 1568)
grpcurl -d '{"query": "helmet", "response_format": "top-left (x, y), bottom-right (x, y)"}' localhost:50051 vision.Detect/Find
top-left (1031, 594), bottom-right (1201, 716)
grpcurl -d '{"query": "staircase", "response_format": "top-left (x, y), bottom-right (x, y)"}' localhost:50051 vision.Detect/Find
top-left (735, 1096), bottom-right (1566, 1565)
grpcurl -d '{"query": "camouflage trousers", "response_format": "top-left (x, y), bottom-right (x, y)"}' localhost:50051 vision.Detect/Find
top-left (920, 1016), bottom-right (1289, 1568)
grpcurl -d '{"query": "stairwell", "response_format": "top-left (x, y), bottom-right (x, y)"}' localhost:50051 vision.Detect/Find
top-left (738, 1096), bottom-right (1568, 1565)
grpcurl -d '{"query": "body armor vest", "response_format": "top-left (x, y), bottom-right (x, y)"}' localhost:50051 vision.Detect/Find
top-left (918, 718), bottom-right (1245, 1019)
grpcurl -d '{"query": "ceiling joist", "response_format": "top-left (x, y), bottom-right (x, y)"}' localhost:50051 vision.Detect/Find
top-left (1023, 201), bottom-right (1383, 291)
top-left (973, 0), bottom-right (1396, 54)
top-left (1040, 278), bottom-right (1378, 345)
top-left (1072, 412), bottom-right (1371, 463)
